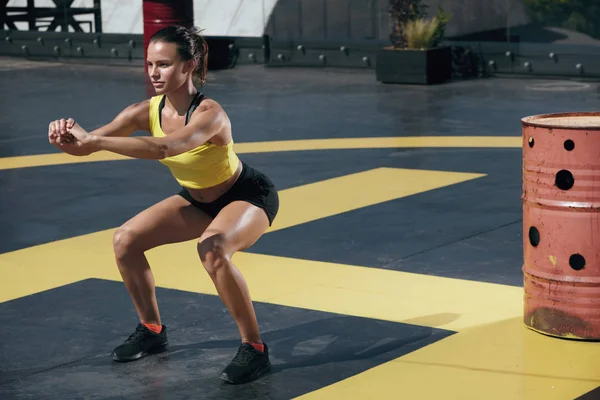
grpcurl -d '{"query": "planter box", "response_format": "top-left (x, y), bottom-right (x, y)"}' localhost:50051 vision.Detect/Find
top-left (375, 46), bottom-right (452, 85)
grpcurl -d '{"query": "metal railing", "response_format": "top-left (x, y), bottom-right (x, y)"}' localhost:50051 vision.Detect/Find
top-left (4, 0), bottom-right (102, 33)
top-left (1, 31), bottom-right (599, 79)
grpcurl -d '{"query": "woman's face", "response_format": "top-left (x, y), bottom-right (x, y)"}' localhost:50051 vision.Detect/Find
top-left (146, 41), bottom-right (193, 94)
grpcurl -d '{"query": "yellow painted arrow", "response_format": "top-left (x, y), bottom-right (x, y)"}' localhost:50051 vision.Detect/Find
top-left (269, 167), bottom-right (486, 232)
top-left (0, 136), bottom-right (521, 171)
top-left (0, 167), bottom-right (484, 303)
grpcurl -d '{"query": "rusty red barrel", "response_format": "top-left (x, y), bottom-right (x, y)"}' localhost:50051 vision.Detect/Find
top-left (142, 0), bottom-right (193, 95)
top-left (522, 112), bottom-right (600, 340)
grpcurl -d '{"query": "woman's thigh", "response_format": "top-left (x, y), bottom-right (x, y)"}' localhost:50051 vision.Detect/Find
top-left (197, 200), bottom-right (270, 257)
top-left (116, 195), bottom-right (214, 251)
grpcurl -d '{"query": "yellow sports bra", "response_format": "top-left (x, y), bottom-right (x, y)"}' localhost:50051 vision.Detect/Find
top-left (148, 93), bottom-right (240, 189)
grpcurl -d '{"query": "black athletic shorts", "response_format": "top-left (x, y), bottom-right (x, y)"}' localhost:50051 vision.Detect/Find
top-left (177, 161), bottom-right (279, 226)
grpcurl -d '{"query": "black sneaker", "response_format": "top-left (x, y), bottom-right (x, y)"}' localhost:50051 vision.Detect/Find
top-left (111, 323), bottom-right (168, 362)
top-left (220, 342), bottom-right (271, 384)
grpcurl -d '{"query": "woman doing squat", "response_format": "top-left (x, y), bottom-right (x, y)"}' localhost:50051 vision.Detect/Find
top-left (47, 25), bottom-right (278, 385)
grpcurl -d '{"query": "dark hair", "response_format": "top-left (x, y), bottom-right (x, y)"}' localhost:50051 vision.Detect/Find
top-left (150, 25), bottom-right (209, 86)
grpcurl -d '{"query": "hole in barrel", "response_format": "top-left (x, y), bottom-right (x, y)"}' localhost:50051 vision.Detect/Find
top-left (564, 139), bottom-right (575, 151)
top-left (569, 254), bottom-right (585, 271)
top-left (555, 170), bottom-right (574, 190)
top-left (528, 226), bottom-right (540, 247)
top-left (528, 137), bottom-right (534, 148)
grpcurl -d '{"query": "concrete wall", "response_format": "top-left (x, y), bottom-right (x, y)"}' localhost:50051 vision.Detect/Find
top-left (264, 0), bottom-right (530, 41)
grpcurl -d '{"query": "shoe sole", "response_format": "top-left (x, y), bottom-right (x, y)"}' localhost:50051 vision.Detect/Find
top-left (111, 342), bottom-right (168, 362)
top-left (220, 361), bottom-right (272, 385)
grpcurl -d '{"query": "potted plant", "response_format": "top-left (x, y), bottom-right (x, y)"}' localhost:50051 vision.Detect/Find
top-left (376, 1), bottom-right (452, 85)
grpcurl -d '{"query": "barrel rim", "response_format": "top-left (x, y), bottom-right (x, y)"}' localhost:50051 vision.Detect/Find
top-left (521, 111), bottom-right (600, 130)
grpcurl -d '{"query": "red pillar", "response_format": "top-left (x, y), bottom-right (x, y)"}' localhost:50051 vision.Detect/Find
top-left (142, 0), bottom-right (194, 97)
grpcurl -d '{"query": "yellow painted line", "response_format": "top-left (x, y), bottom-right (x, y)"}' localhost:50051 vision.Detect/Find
top-left (269, 167), bottom-right (485, 232)
top-left (0, 136), bottom-right (521, 171)
top-left (145, 251), bottom-right (524, 333)
top-left (0, 151), bottom-right (132, 171)
top-left (0, 246), bottom-right (92, 303)
top-left (297, 318), bottom-right (600, 400)
top-left (0, 233), bottom-right (521, 331)
top-left (0, 234), bottom-right (522, 332)
top-left (0, 229), bottom-right (124, 304)
top-left (234, 136), bottom-right (522, 153)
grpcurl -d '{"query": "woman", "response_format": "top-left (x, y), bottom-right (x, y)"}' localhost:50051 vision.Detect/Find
top-left (47, 25), bottom-right (278, 385)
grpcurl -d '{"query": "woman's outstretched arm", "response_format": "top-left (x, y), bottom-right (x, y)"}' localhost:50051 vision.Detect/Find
top-left (48, 100), bottom-right (150, 156)
top-left (64, 101), bottom-right (225, 160)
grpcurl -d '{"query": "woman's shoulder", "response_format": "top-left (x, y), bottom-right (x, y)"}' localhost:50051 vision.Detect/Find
top-left (117, 99), bottom-right (152, 131)
top-left (127, 98), bottom-right (152, 117)
top-left (194, 96), bottom-right (228, 122)
top-left (198, 96), bottom-right (223, 112)
top-left (189, 96), bottom-right (231, 142)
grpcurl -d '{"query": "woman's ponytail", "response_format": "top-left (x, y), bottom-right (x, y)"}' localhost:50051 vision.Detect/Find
top-left (190, 27), bottom-right (209, 87)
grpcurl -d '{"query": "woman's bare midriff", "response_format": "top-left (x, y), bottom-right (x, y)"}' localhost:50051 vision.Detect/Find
top-left (184, 161), bottom-right (243, 203)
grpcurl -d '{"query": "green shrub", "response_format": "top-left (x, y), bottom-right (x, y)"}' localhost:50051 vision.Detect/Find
top-left (388, 1), bottom-right (451, 49)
